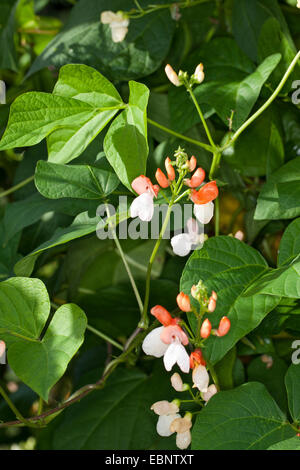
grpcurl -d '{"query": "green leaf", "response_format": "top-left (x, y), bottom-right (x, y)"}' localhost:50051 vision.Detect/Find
top-left (104, 81), bottom-right (149, 191)
top-left (0, 0), bottom-right (19, 71)
top-left (223, 107), bottom-right (284, 177)
top-left (47, 64), bottom-right (123, 163)
top-left (193, 53), bottom-right (281, 131)
top-left (192, 382), bottom-right (294, 450)
top-left (255, 157), bottom-right (300, 220)
top-left (28, 0), bottom-right (175, 81)
top-left (285, 364), bottom-right (300, 423)
top-left (51, 367), bottom-right (177, 450)
top-left (0, 277), bottom-right (87, 401)
top-left (232, 0), bottom-right (292, 62)
top-left (268, 437), bottom-right (300, 450)
top-left (35, 161), bottom-right (119, 200)
top-left (278, 218), bottom-right (300, 266)
top-left (180, 236), bottom-right (280, 364)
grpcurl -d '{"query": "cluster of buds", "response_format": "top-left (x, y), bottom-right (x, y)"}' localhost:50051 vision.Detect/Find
top-left (165, 63), bottom-right (205, 87)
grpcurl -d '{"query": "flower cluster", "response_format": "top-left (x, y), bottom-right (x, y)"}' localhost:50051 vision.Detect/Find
top-left (165, 63), bottom-right (205, 87)
top-left (130, 148), bottom-right (219, 256)
top-left (143, 281), bottom-right (231, 449)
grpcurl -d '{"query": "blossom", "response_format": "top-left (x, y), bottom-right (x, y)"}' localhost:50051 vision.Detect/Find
top-left (170, 414), bottom-right (193, 449)
top-left (192, 364), bottom-right (210, 392)
top-left (191, 181), bottom-right (219, 225)
top-left (101, 11), bottom-right (129, 43)
top-left (130, 175), bottom-right (159, 222)
top-left (193, 201), bottom-right (214, 225)
top-left (184, 167), bottom-right (206, 188)
top-left (0, 340), bottom-right (6, 364)
top-left (156, 413), bottom-right (181, 437)
top-left (151, 399), bottom-right (181, 437)
top-left (151, 400), bottom-right (179, 416)
top-left (201, 384), bottom-right (218, 402)
top-left (142, 305), bottom-right (190, 373)
top-left (165, 64), bottom-right (181, 86)
top-left (155, 168), bottom-right (170, 188)
top-left (171, 217), bottom-right (204, 257)
top-left (0, 81), bottom-right (5, 105)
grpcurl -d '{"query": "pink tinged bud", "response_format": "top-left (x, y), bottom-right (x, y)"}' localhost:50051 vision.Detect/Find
top-left (208, 297), bottom-right (216, 313)
top-left (185, 167), bottom-right (206, 188)
top-left (151, 305), bottom-right (173, 326)
top-left (200, 318), bottom-right (212, 338)
top-left (171, 373), bottom-right (184, 392)
top-left (165, 64), bottom-right (180, 87)
top-left (130, 192), bottom-right (154, 222)
top-left (211, 290), bottom-right (217, 301)
top-left (151, 400), bottom-right (179, 416)
top-left (155, 168), bottom-right (170, 188)
top-left (192, 364), bottom-right (209, 392)
top-left (216, 316), bottom-right (231, 337)
top-left (234, 230), bottom-right (244, 241)
top-left (193, 200), bottom-right (214, 225)
top-left (176, 292), bottom-right (191, 312)
top-left (160, 325), bottom-right (189, 346)
top-left (0, 340), bottom-right (6, 364)
top-left (142, 326), bottom-right (169, 358)
top-left (261, 354), bottom-right (273, 369)
top-left (201, 384), bottom-right (218, 402)
top-left (188, 156), bottom-right (197, 172)
top-left (170, 417), bottom-right (192, 434)
top-left (165, 157), bottom-right (175, 181)
top-left (194, 63), bottom-right (205, 84)
top-left (156, 413), bottom-right (181, 437)
top-left (176, 430), bottom-right (192, 450)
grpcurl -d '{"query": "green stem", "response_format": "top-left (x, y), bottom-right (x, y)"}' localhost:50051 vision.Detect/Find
top-left (224, 50), bottom-right (300, 149)
top-left (214, 196), bottom-right (220, 236)
top-left (206, 361), bottom-right (220, 390)
top-left (86, 324), bottom-right (123, 351)
top-left (0, 175), bottom-right (34, 199)
top-left (186, 86), bottom-right (216, 149)
top-left (147, 118), bottom-right (213, 153)
top-left (37, 397), bottom-right (44, 416)
top-left (0, 384), bottom-right (29, 425)
top-left (139, 199), bottom-right (175, 328)
top-left (209, 150), bottom-right (222, 180)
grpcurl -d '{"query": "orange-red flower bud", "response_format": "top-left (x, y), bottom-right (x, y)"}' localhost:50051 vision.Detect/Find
top-left (176, 292), bottom-right (191, 312)
top-left (151, 305), bottom-right (173, 326)
top-left (185, 167), bottom-right (205, 188)
top-left (190, 349), bottom-right (206, 368)
top-left (188, 156), bottom-right (197, 172)
top-left (155, 168), bottom-right (170, 188)
top-left (190, 181), bottom-right (219, 204)
top-left (216, 316), bottom-right (231, 337)
top-left (211, 290), bottom-right (217, 301)
top-left (165, 157), bottom-right (175, 181)
top-left (200, 318), bottom-right (212, 338)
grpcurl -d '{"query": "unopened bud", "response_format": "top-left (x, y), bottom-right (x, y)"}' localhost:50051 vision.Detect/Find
top-left (216, 316), bottom-right (231, 337)
top-left (176, 292), bottom-right (191, 312)
top-left (234, 230), bottom-right (244, 241)
top-left (188, 156), bottom-right (197, 172)
top-left (193, 63), bottom-right (205, 84)
top-left (171, 373), bottom-right (184, 392)
top-left (165, 64), bottom-right (180, 86)
top-left (155, 168), bottom-right (170, 188)
top-left (165, 157), bottom-right (175, 181)
top-left (200, 318), bottom-right (212, 338)
top-left (207, 297), bottom-right (216, 313)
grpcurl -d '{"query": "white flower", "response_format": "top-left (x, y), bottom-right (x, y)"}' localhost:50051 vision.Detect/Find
top-left (192, 364), bottom-right (209, 392)
top-left (130, 192), bottom-right (154, 222)
top-left (156, 413), bottom-right (181, 437)
top-left (193, 201), bottom-right (214, 224)
top-left (101, 11), bottom-right (129, 43)
top-left (142, 326), bottom-right (190, 374)
top-left (0, 81), bottom-right (6, 105)
top-left (176, 430), bottom-right (192, 449)
top-left (171, 217), bottom-right (204, 257)
top-left (151, 400), bottom-right (179, 416)
top-left (201, 384), bottom-right (217, 402)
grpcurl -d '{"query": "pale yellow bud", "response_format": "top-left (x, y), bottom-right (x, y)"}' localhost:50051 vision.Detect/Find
top-left (194, 63), bottom-right (205, 84)
top-left (165, 64), bottom-right (180, 86)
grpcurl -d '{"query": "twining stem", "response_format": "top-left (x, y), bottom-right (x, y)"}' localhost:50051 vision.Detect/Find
top-left (186, 86), bottom-right (216, 149)
top-left (139, 199), bottom-right (175, 328)
top-left (224, 50), bottom-right (300, 149)
top-left (86, 324), bottom-right (123, 351)
top-left (147, 118), bottom-right (213, 153)
top-left (0, 175), bottom-right (34, 199)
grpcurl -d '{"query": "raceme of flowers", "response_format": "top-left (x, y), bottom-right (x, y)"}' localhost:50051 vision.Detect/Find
top-left (129, 148), bottom-right (219, 256)
top-left (143, 280), bottom-right (231, 449)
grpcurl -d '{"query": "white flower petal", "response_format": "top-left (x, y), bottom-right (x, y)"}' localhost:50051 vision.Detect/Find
top-left (193, 201), bottom-right (214, 224)
top-left (0, 81), bottom-right (6, 105)
top-left (111, 24), bottom-right (128, 42)
top-left (130, 192), bottom-right (154, 222)
top-left (201, 384), bottom-right (218, 402)
top-left (142, 327), bottom-right (168, 358)
top-left (163, 341), bottom-right (190, 373)
top-left (176, 430), bottom-right (192, 449)
top-left (157, 413), bottom-right (180, 437)
top-left (170, 233), bottom-right (192, 257)
top-left (192, 364), bottom-right (209, 392)
top-left (101, 11), bottom-right (119, 23)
